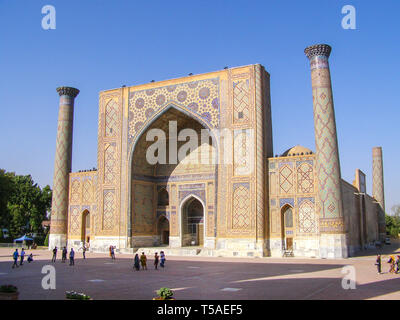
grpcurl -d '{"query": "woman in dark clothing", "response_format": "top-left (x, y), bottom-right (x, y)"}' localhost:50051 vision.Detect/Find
top-left (375, 255), bottom-right (382, 274)
top-left (154, 252), bottom-right (159, 270)
top-left (134, 254), bottom-right (140, 271)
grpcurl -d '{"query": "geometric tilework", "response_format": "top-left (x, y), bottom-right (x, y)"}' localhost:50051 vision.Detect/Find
top-left (298, 199), bottom-right (318, 234)
top-left (309, 55), bottom-right (344, 227)
top-left (133, 184), bottom-right (155, 234)
top-left (51, 97), bottom-right (75, 235)
top-left (103, 190), bottom-right (115, 230)
top-left (128, 78), bottom-right (220, 148)
top-left (232, 183), bottom-right (250, 230)
top-left (104, 143), bottom-right (116, 184)
top-left (69, 206), bottom-right (80, 235)
top-left (233, 129), bottom-right (251, 175)
top-left (105, 99), bottom-right (119, 137)
top-left (297, 162), bottom-right (314, 193)
top-left (82, 179), bottom-right (92, 204)
top-left (71, 179), bottom-right (80, 203)
top-left (279, 165), bottom-right (293, 194)
top-left (372, 147), bottom-right (385, 211)
top-left (279, 198), bottom-right (294, 208)
top-left (233, 79), bottom-right (250, 123)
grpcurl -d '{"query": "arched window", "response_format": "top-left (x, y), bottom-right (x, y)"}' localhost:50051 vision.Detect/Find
top-left (284, 207), bottom-right (293, 228)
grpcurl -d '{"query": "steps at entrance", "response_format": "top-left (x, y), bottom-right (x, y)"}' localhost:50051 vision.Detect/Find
top-left (133, 247), bottom-right (203, 257)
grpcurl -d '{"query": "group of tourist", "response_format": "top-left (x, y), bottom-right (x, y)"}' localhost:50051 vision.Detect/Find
top-left (133, 251), bottom-right (166, 271)
top-left (52, 246), bottom-right (78, 266)
top-left (11, 245), bottom-right (167, 270)
top-left (11, 248), bottom-right (33, 268)
top-left (375, 254), bottom-right (400, 274)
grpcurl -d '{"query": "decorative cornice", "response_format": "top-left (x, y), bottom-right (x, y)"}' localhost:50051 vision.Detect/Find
top-left (304, 44), bottom-right (332, 60)
top-left (56, 87), bottom-right (80, 98)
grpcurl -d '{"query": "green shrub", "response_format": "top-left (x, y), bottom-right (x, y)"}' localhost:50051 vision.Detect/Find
top-left (156, 287), bottom-right (174, 299)
top-left (66, 291), bottom-right (91, 300)
top-left (44, 233), bottom-right (49, 247)
top-left (0, 285), bottom-right (18, 293)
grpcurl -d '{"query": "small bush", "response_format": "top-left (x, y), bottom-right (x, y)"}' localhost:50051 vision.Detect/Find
top-left (156, 287), bottom-right (174, 300)
top-left (0, 285), bottom-right (18, 293)
top-left (44, 233), bottom-right (49, 247)
top-left (66, 291), bottom-right (91, 300)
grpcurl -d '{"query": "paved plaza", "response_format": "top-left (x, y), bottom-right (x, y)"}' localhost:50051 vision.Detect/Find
top-left (1, 242), bottom-right (400, 300)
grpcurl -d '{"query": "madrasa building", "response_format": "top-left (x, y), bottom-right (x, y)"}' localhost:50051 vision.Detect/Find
top-left (49, 44), bottom-right (386, 259)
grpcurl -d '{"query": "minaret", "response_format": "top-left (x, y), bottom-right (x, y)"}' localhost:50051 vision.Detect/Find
top-left (49, 87), bottom-right (79, 249)
top-left (372, 147), bottom-right (385, 212)
top-left (304, 44), bottom-right (348, 258)
top-left (372, 147), bottom-right (386, 241)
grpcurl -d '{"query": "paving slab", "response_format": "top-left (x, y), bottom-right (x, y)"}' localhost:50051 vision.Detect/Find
top-left (1, 242), bottom-right (399, 300)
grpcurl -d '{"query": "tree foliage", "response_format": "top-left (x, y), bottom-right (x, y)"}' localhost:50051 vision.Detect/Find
top-left (0, 169), bottom-right (52, 239)
top-left (386, 205), bottom-right (400, 238)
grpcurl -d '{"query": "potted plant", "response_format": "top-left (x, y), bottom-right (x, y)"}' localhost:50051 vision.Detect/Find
top-left (0, 285), bottom-right (19, 300)
top-left (153, 287), bottom-right (175, 300)
top-left (65, 291), bottom-right (92, 300)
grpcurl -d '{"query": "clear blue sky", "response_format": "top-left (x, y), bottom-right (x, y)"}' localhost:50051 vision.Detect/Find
top-left (0, 0), bottom-right (398, 213)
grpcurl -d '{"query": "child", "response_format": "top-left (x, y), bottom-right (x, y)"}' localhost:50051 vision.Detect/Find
top-left (27, 253), bottom-right (33, 263)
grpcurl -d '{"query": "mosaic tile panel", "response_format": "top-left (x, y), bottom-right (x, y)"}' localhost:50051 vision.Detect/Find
top-left (104, 143), bottom-right (116, 184)
top-left (372, 147), bottom-right (385, 211)
top-left (103, 190), bottom-right (115, 230)
top-left (279, 165), bottom-right (293, 194)
top-left (298, 199), bottom-right (318, 234)
top-left (297, 162), bottom-right (314, 194)
top-left (128, 78), bottom-right (220, 148)
top-left (233, 79), bottom-right (250, 123)
top-left (232, 183), bottom-right (250, 230)
top-left (133, 184), bottom-right (154, 234)
top-left (234, 129), bottom-right (252, 175)
top-left (105, 99), bottom-right (119, 137)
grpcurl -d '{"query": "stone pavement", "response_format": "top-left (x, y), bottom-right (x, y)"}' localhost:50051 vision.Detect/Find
top-left (1, 242), bottom-right (400, 300)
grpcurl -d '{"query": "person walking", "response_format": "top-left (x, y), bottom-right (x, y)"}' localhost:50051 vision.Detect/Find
top-left (111, 246), bottom-right (116, 260)
top-left (396, 256), bottom-right (400, 274)
top-left (133, 253), bottom-right (140, 271)
top-left (160, 251), bottom-right (166, 268)
top-left (27, 253), bottom-right (33, 263)
top-left (388, 255), bottom-right (396, 273)
top-left (140, 252), bottom-right (147, 270)
top-left (12, 249), bottom-right (19, 269)
top-left (154, 252), bottom-right (159, 270)
top-left (81, 244), bottom-right (87, 259)
top-left (375, 255), bottom-right (382, 274)
top-left (62, 247), bottom-right (67, 263)
top-left (69, 248), bottom-right (75, 266)
top-left (51, 246), bottom-right (57, 262)
top-left (20, 248), bottom-right (25, 266)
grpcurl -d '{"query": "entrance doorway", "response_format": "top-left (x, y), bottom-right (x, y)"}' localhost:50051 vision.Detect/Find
top-left (81, 210), bottom-right (90, 245)
top-left (281, 205), bottom-right (294, 252)
top-left (182, 197), bottom-right (204, 247)
top-left (157, 216), bottom-right (170, 245)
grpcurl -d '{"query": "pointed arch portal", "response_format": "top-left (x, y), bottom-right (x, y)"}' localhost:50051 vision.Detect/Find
top-left (128, 105), bottom-right (217, 248)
